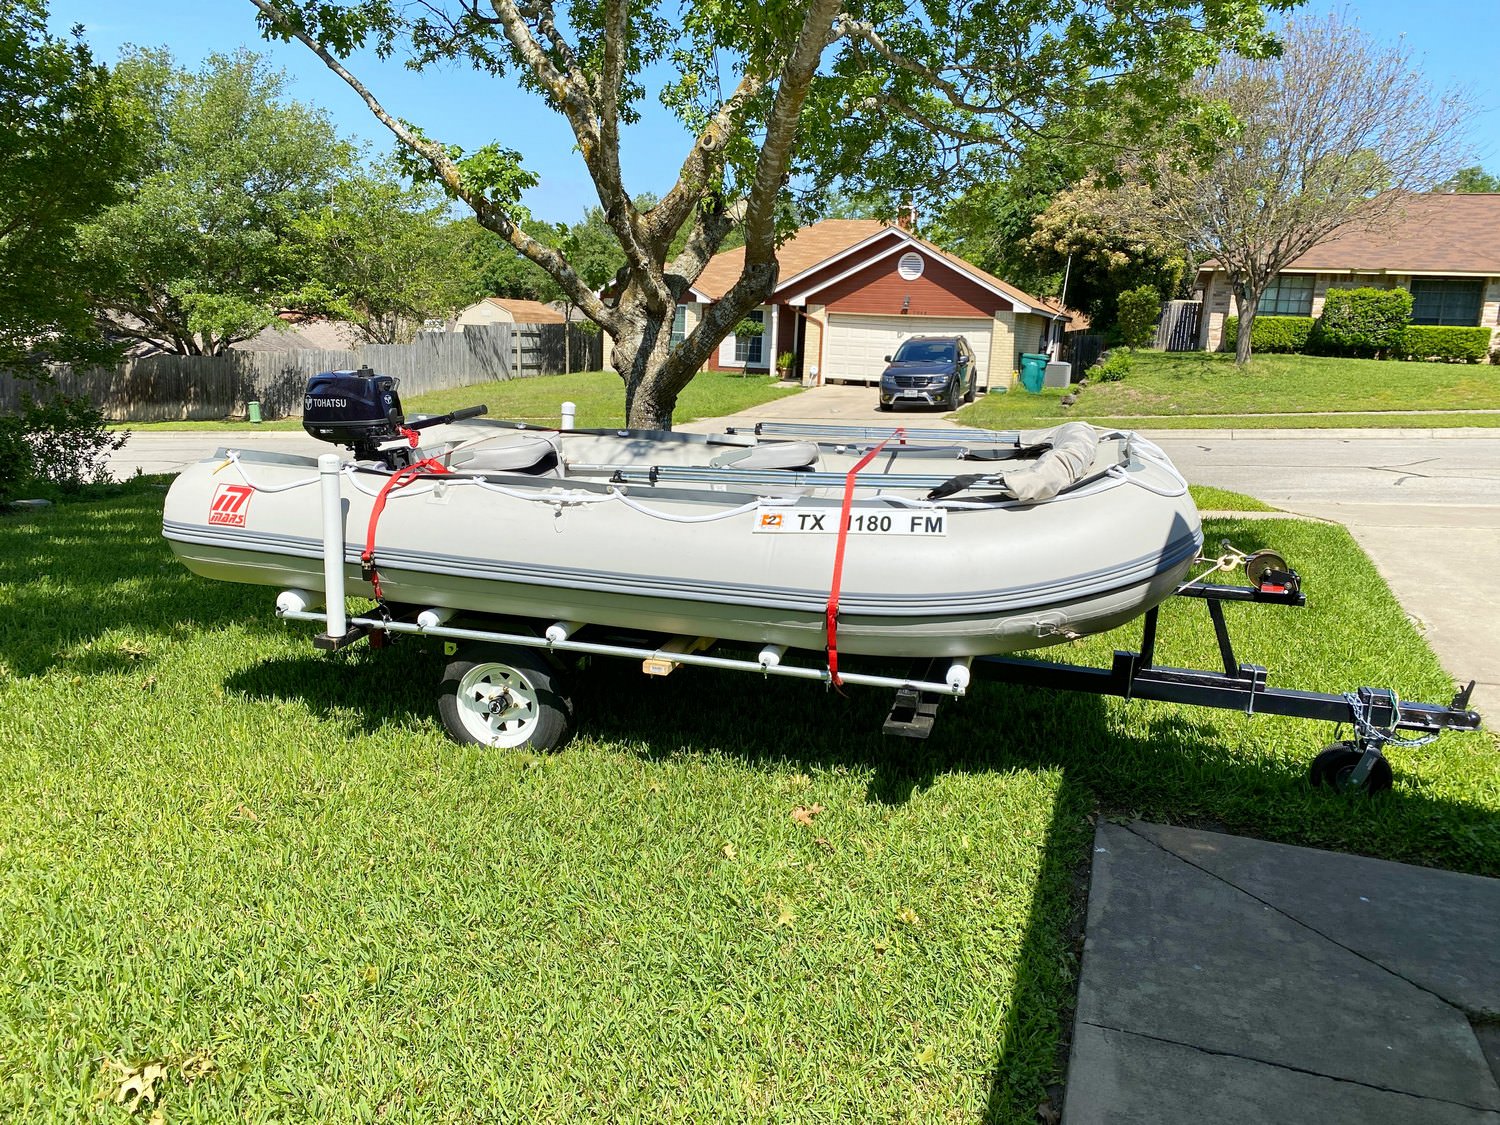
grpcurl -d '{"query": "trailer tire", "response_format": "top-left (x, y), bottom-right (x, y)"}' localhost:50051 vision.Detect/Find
top-left (439, 644), bottom-right (572, 751)
top-left (1309, 742), bottom-right (1393, 794)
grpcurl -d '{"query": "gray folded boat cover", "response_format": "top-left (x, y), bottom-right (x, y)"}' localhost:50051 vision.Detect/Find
top-left (999, 423), bottom-right (1099, 502)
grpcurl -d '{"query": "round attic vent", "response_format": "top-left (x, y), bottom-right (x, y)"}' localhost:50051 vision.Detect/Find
top-left (897, 252), bottom-right (925, 281)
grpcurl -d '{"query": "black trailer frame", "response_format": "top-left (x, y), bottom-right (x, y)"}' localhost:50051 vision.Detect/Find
top-left (287, 566), bottom-right (1482, 794)
top-left (955, 577), bottom-right (1482, 792)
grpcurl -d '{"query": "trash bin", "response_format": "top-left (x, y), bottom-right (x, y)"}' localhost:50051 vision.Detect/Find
top-left (247, 400), bottom-right (262, 424)
top-left (1019, 353), bottom-right (1049, 394)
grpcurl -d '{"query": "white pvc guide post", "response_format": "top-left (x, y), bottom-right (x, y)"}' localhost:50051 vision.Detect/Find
top-left (319, 454), bottom-right (347, 637)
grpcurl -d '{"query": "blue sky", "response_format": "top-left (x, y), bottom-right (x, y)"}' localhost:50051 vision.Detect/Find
top-left (49, 0), bottom-right (1500, 226)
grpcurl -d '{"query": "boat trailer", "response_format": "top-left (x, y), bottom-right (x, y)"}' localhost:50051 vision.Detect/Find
top-left (275, 486), bottom-right (1482, 793)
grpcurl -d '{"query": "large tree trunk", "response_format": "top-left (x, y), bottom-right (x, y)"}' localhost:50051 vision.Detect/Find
top-left (1232, 284), bottom-right (1260, 367)
top-left (612, 261), bottom-right (780, 429)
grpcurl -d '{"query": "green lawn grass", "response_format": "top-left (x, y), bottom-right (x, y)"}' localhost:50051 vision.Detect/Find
top-left (1, 482), bottom-right (1495, 1122)
top-left (1188, 485), bottom-right (1277, 513)
top-left (961, 351), bottom-right (1500, 430)
top-left (121, 369), bottom-right (803, 433)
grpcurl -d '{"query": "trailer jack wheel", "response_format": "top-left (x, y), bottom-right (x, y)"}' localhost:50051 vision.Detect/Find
top-left (439, 643), bottom-right (573, 751)
top-left (1309, 742), bottom-right (1393, 794)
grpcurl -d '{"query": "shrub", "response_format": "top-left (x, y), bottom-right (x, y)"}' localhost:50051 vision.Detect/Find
top-left (1221, 315), bottom-right (1315, 354)
top-left (2, 394), bottom-right (128, 501)
top-left (1090, 348), bottom-right (1134, 382)
top-left (1312, 287), bottom-right (1412, 358)
top-left (1392, 325), bottom-right (1494, 363)
top-left (1114, 286), bottom-right (1162, 349)
top-left (0, 412), bottom-right (34, 505)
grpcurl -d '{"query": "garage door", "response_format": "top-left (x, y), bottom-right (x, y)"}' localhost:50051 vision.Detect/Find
top-left (823, 314), bottom-right (994, 388)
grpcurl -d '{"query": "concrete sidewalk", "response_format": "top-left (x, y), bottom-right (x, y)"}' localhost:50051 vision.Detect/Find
top-left (1064, 822), bottom-right (1500, 1123)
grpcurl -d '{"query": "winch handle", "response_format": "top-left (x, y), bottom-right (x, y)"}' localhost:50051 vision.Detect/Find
top-left (406, 404), bottom-right (488, 431)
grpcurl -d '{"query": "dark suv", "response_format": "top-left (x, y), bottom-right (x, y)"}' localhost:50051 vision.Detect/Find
top-left (877, 335), bottom-right (978, 410)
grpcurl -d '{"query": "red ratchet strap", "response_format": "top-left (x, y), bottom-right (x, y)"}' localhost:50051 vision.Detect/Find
top-left (360, 457), bottom-right (450, 601)
top-left (825, 428), bottom-right (905, 686)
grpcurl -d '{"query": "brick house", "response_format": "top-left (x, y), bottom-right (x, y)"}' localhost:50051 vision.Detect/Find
top-left (678, 220), bottom-right (1067, 391)
top-left (1195, 194), bottom-right (1500, 352)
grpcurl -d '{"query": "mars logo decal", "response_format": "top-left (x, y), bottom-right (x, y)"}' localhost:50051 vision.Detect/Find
top-left (208, 484), bottom-right (254, 527)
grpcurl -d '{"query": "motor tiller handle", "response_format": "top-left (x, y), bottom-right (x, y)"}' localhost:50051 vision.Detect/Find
top-left (408, 404), bottom-right (488, 431)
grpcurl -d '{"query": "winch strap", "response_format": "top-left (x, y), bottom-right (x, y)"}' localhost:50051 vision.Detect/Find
top-left (825, 429), bottom-right (904, 686)
top-left (360, 457), bottom-right (451, 600)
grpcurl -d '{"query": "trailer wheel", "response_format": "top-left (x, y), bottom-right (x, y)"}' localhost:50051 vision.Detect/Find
top-left (439, 644), bottom-right (572, 751)
top-left (1309, 742), bottom-right (1393, 794)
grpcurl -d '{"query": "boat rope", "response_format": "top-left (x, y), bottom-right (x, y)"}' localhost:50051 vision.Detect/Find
top-left (360, 457), bottom-right (452, 605)
top-left (607, 489), bottom-right (765, 523)
top-left (825, 428), bottom-right (905, 687)
top-left (1105, 464), bottom-right (1189, 498)
top-left (217, 451), bottom-right (320, 492)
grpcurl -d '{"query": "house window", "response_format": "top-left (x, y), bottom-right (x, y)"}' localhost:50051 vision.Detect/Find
top-left (670, 305), bottom-right (686, 347)
top-left (1410, 279), bottom-right (1483, 326)
top-left (734, 309), bottom-right (765, 365)
top-left (1260, 274), bottom-right (1315, 316)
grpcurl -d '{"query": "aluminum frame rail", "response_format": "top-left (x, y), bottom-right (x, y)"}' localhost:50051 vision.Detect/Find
top-left (592, 463), bottom-right (998, 491)
top-left (280, 606), bottom-right (969, 698)
top-left (725, 421), bottom-right (1029, 445)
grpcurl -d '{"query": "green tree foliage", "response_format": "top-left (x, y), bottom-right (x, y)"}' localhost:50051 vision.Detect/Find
top-left (252, 0), bottom-right (1288, 428)
top-left (1023, 177), bottom-right (1190, 328)
top-left (294, 167), bottom-right (487, 343)
top-left (463, 218), bottom-right (566, 303)
top-left (1073, 14), bottom-right (1471, 366)
top-left (1444, 166), bottom-right (1500, 193)
top-left (1115, 285), bottom-right (1163, 348)
top-left (79, 49), bottom-right (355, 355)
top-left (0, 0), bottom-right (136, 369)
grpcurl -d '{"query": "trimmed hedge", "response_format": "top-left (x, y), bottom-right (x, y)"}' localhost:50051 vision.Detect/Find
top-left (1221, 315), bottom-right (1315, 353)
top-left (1393, 325), bottom-right (1494, 363)
top-left (1314, 287), bottom-right (1412, 357)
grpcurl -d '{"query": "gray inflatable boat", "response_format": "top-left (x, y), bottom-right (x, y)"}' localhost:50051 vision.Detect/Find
top-left (163, 401), bottom-right (1202, 661)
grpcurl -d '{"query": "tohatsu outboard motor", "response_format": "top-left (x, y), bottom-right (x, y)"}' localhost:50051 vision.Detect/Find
top-left (302, 365), bottom-right (486, 468)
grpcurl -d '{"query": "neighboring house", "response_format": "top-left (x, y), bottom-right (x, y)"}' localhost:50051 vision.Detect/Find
top-left (455, 297), bottom-right (567, 327)
top-left (232, 315), bottom-right (365, 353)
top-left (679, 219), bottom-right (1067, 390)
top-left (108, 312), bottom-right (365, 357)
top-left (1195, 193), bottom-right (1500, 352)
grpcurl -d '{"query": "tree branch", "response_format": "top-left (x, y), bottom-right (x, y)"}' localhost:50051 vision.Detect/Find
top-left (249, 0), bottom-right (618, 330)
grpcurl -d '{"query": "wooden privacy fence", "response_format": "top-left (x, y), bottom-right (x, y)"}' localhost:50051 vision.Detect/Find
top-left (1062, 332), bottom-right (1106, 373)
top-left (1154, 300), bottom-right (1202, 352)
top-left (0, 322), bottom-right (606, 422)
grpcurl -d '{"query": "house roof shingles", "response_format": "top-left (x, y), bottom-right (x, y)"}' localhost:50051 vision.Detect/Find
top-left (691, 219), bottom-right (1062, 316)
top-left (485, 297), bottom-right (566, 324)
top-left (692, 220), bottom-right (886, 299)
top-left (1245, 193), bottom-right (1500, 277)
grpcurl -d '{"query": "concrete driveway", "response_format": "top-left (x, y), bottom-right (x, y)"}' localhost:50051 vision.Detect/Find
top-left (108, 385), bottom-right (1499, 711)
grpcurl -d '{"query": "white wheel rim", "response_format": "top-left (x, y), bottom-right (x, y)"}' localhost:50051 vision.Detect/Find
top-left (455, 663), bottom-right (542, 747)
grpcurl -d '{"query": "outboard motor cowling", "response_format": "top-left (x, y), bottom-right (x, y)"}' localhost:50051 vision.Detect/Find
top-left (302, 365), bottom-right (488, 468)
top-left (303, 366), bottom-right (406, 462)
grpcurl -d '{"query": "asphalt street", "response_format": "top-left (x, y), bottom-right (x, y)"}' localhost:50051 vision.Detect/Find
top-left (107, 388), bottom-right (1500, 711)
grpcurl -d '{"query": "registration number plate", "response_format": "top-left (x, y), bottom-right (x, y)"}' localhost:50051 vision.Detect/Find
top-left (753, 505), bottom-right (947, 536)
